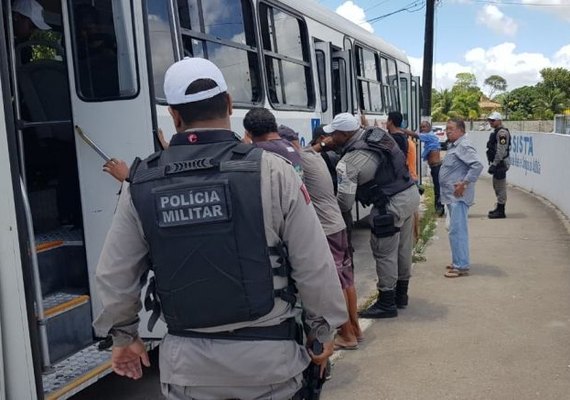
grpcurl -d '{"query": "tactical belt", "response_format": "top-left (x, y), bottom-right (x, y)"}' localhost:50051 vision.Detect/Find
top-left (168, 318), bottom-right (300, 341)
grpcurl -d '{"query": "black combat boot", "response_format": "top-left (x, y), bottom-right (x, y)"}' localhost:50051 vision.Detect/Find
top-left (395, 280), bottom-right (409, 309)
top-left (358, 290), bottom-right (398, 319)
top-left (488, 203), bottom-right (506, 219)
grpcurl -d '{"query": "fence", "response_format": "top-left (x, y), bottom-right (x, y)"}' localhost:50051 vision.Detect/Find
top-left (554, 115), bottom-right (570, 135)
top-left (467, 131), bottom-right (570, 219)
top-left (434, 120), bottom-right (554, 133)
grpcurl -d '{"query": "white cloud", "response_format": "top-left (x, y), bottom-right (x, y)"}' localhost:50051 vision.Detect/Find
top-left (335, 1), bottom-right (374, 33)
top-left (410, 42), bottom-right (570, 93)
top-left (476, 5), bottom-right (518, 36)
top-left (521, 0), bottom-right (570, 22)
top-left (554, 44), bottom-right (570, 66)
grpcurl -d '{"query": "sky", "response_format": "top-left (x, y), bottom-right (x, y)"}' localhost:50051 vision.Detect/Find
top-left (316, 0), bottom-right (570, 95)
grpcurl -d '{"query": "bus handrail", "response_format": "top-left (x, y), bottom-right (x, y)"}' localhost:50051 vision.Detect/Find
top-left (19, 177), bottom-right (51, 369)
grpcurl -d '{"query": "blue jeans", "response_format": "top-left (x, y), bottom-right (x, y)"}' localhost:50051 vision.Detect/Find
top-left (447, 201), bottom-right (470, 269)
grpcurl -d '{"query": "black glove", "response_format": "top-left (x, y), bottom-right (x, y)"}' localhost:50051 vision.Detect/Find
top-left (488, 164), bottom-right (496, 175)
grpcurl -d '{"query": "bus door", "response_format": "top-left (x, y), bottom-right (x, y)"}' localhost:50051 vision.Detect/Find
top-left (314, 41), bottom-right (333, 123)
top-left (332, 50), bottom-right (352, 117)
top-left (399, 73), bottom-right (412, 130)
top-left (411, 75), bottom-right (421, 132)
top-left (314, 41), bottom-right (352, 123)
top-left (61, 0), bottom-right (154, 321)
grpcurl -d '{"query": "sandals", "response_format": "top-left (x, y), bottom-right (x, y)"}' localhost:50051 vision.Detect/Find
top-left (334, 337), bottom-right (359, 350)
top-left (444, 268), bottom-right (469, 278)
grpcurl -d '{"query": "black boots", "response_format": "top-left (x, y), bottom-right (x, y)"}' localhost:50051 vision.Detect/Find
top-left (358, 290), bottom-right (398, 319)
top-left (395, 280), bottom-right (409, 309)
top-left (488, 203), bottom-right (506, 219)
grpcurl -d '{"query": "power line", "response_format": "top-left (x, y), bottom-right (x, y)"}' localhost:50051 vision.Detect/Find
top-left (461, 0), bottom-right (569, 6)
top-left (364, 0), bottom-right (396, 12)
top-left (367, 1), bottom-right (426, 23)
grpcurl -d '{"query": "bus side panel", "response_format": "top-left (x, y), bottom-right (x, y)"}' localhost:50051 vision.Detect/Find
top-left (0, 51), bottom-right (39, 400)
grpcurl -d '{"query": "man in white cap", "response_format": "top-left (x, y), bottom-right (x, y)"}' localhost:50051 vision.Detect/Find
top-left (93, 57), bottom-right (347, 399)
top-left (323, 113), bottom-right (420, 318)
top-left (485, 111), bottom-right (511, 219)
top-left (12, 0), bottom-right (51, 63)
top-left (12, 0), bottom-right (50, 36)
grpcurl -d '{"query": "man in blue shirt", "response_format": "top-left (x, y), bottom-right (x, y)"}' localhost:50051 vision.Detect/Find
top-left (404, 121), bottom-right (445, 216)
top-left (439, 119), bottom-right (483, 278)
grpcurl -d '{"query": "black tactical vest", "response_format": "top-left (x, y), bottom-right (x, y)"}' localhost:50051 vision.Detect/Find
top-left (130, 131), bottom-right (280, 331)
top-left (344, 127), bottom-right (414, 207)
top-left (486, 126), bottom-right (511, 163)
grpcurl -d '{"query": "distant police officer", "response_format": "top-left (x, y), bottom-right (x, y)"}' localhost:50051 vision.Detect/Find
top-left (324, 113), bottom-right (420, 318)
top-left (486, 111), bottom-right (511, 219)
top-left (93, 58), bottom-right (347, 400)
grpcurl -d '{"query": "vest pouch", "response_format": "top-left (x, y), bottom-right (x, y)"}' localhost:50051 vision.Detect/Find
top-left (372, 213), bottom-right (400, 238)
top-left (493, 161), bottom-right (508, 180)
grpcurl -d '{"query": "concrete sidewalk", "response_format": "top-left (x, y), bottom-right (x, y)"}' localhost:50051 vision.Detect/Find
top-left (323, 177), bottom-right (570, 400)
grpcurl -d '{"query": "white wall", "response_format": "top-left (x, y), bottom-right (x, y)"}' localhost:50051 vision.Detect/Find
top-left (468, 131), bottom-right (570, 219)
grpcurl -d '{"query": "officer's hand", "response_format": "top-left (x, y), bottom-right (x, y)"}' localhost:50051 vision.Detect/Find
top-left (308, 340), bottom-right (334, 378)
top-left (103, 158), bottom-right (129, 182)
top-left (488, 164), bottom-right (496, 175)
top-left (111, 338), bottom-right (150, 380)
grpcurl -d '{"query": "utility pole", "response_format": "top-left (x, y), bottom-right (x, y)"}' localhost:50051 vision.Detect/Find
top-left (421, 0), bottom-right (436, 118)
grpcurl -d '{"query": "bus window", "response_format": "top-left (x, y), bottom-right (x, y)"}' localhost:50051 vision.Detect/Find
top-left (70, 0), bottom-right (138, 101)
top-left (380, 56), bottom-right (399, 112)
top-left (400, 77), bottom-right (409, 129)
top-left (176, 0), bottom-right (261, 105)
top-left (260, 3), bottom-right (313, 109)
top-left (332, 57), bottom-right (348, 114)
top-left (315, 49), bottom-right (327, 112)
top-left (146, 0), bottom-right (176, 103)
top-left (355, 45), bottom-right (382, 113)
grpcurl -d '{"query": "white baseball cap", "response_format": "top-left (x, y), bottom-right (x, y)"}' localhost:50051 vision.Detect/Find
top-left (12, 0), bottom-right (50, 30)
top-left (163, 57), bottom-right (228, 105)
top-left (323, 113), bottom-right (360, 133)
top-left (487, 111), bottom-right (503, 121)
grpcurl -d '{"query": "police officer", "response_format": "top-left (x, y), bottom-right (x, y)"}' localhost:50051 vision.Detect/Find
top-left (93, 58), bottom-right (347, 399)
top-left (486, 111), bottom-right (511, 219)
top-left (323, 113), bottom-right (420, 318)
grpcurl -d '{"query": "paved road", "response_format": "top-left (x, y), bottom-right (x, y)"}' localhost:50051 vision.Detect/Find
top-left (73, 177), bottom-right (570, 399)
top-left (322, 177), bottom-right (570, 400)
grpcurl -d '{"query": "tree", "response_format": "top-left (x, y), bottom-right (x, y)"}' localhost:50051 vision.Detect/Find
top-left (431, 88), bottom-right (453, 121)
top-left (500, 86), bottom-right (538, 120)
top-left (539, 67), bottom-right (570, 99)
top-left (532, 87), bottom-right (567, 119)
top-left (484, 75), bottom-right (507, 99)
top-left (449, 73), bottom-right (481, 120)
top-left (452, 72), bottom-right (479, 95)
top-left (449, 91), bottom-right (480, 120)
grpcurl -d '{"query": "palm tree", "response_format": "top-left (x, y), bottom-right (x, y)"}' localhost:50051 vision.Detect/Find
top-left (432, 89), bottom-right (453, 120)
top-left (532, 87), bottom-right (567, 119)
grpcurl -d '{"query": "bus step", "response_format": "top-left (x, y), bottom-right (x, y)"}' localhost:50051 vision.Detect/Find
top-left (42, 340), bottom-right (159, 400)
top-left (36, 229), bottom-right (87, 296)
top-left (42, 342), bottom-right (112, 400)
top-left (44, 292), bottom-right (93, 364)
top-left (36, 227), bottom-right (83, 253)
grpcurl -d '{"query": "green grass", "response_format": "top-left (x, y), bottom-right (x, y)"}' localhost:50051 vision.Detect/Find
top-left (413, 185), bottom-right (438, 263)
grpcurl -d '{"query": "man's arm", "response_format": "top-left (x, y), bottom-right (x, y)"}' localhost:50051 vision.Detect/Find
top-left (492, 128), bottom-right (510, 165)
top-left (459, 142), bottom-right (484, 183)
top-left (93, 183), bottom-right (150, 346)
top-left (336, 156), bottom-right (359, 213)
top-left (402, 128), bottom-right (419, 139)
top-left (279, 166), bottom-right (348, 344)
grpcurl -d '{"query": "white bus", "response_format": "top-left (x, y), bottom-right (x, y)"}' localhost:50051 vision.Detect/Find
top-left (0, 0), bottom-right (420, 398)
